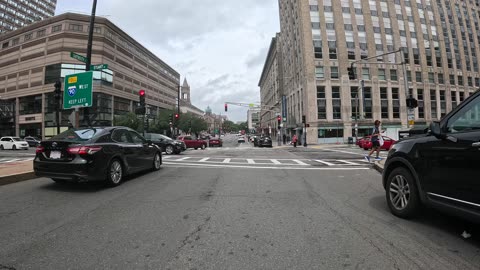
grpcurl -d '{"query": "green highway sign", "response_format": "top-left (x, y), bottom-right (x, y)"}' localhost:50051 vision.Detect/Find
top-left (70, 52), bottom-right (88, 63)
top-left (63, 71), bottom-right (93, 109)
top-left (90, 64), bottom-right (108, 71)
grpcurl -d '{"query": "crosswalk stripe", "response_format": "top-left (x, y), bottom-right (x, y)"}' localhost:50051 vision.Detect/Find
top-left (271, 159), bottom-right (281, 164)
top-left (199, 158), bottom-right (210, 162)
top-left (222, 158), bottom-right (231, 163)
top-left (176, 157), bottom-right (190, 161)
top-left (246, 159), bottom-right (255, 164)
top-left (5, 158), bottom-right (21, 163)
top-left (315, 160), bottom-right (336, 166)
top-left (337, 160), bottom-right (361, 165)
top-left (293, 159), bottom-right (309, 165)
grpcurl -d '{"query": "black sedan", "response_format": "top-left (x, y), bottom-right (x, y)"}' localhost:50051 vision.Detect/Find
top-left (145, 133), bottom-right (184, 154)
top-left (34, 127), bottom-right (162, 186)
top-left (257, 136), bottom-right (273, 147)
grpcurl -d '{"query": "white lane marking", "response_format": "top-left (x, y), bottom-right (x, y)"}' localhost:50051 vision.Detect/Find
top-left (199, 158), bottom-right (210, 162)
top-left (162, 156), bottom-right (172, 159)
top-left (322, 148), bottom-right (365, 156)
top-left (315, 160), bottom-right (336, 166)
top-left (163, 162), bottom-right (370, 170)
top-left (5, 158), bottom-right (21, 163)
top-left (337, 160), bottom-right (361, 165)
top-left (222, 158), bottom-right (231, 163)
top-left (292, 159), bottom-right (309, 165)
top-left (246, 159), bottom-right (255, 164)
top-left (175, 157), bottom-right (190, 161)
top-left (271, 159), bottom-right (281, 164)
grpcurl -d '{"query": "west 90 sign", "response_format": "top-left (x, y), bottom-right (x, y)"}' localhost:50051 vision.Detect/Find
top-left (63, 71), bottom-right (93, 109)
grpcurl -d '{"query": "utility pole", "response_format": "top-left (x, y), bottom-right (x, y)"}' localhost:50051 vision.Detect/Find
top-left (84, 0), bottom-right (97, 127)
top-left (401, 49), bottom-right (414, 128)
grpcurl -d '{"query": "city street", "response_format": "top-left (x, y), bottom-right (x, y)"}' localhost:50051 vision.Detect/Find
top-left (0, 147), bottom-right (36, 164)
top-left (0, 135), bottom-right (479, 269)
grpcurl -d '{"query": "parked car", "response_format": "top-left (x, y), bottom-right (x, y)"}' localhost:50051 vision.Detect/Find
top-left (362, 136), bottom-right (396, 150)
top-left (177, 135), bottom-right (207, 150)
top-left (33, 127), bottom-right (162, 186)
top-left (383, 90), bottom-right (480, 223)
top-left (209, 137), bottom-right (223, 147)
top-left (145, 133), bottom-right (184, 154)
top-left (356, 136), bottom-right (368, 147)
top-left (24, 136), bottom-right (41, 147)
top-left (0, 137), bottom-right (29, 150)
top-left (257, 136), bottom-right (273, 147)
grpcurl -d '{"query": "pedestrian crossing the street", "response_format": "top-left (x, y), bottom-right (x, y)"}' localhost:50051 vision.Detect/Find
top-left (163, 155), bottom-right (374, 167)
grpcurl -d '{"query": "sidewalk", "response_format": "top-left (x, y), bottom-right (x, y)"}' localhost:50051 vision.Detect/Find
top-left (0, 160), bottom-right (35, 186)
top-left (373, 159), bottom-right (385, 174)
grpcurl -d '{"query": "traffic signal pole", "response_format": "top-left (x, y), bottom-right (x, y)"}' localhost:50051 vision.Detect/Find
top-left (84, 0), bottom-right (97, 127)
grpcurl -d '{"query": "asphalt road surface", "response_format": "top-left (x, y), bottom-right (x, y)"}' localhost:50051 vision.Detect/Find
top-left (0, 147), bottom-right (35, 164)
top-left (0, 134), bottom-right (479, 269)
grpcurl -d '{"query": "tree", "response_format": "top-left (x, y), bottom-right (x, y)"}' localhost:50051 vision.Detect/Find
top-left (113, 112), bottom-right (141, 131)
top-left (177, 112), bottom-right (207, 134)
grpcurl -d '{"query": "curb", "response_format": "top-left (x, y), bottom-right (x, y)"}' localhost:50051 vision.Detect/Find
top-left (373, 161), bottom-right (384, 174)
top-left (0, 171), bottom-right (36, 186)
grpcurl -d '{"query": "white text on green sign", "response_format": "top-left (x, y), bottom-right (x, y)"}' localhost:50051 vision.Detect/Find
top-left (63, 71), bottom-right (93, 109)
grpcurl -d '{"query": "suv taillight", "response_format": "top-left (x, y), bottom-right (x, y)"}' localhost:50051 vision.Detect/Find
top-left (36, 146), bottom-right (44, 154)
top-left (67, 146), bottom-right (102, 155)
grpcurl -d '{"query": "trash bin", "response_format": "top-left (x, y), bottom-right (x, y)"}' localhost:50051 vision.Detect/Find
top-left (348, 137), bottom-right (354, 144)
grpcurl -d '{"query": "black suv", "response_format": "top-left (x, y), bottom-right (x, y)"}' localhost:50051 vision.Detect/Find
top-left (383, 90), bottom-right (480, 223)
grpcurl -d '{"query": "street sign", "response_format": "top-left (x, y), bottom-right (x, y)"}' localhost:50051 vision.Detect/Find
top-left (63, 71), bottom-right (93, 109)
top-left (90, 64), bottom-right (108, 71)
top-left (408, 120), bottom-right (415, 126)
top-left (70, 52), bottom-right (88, 63)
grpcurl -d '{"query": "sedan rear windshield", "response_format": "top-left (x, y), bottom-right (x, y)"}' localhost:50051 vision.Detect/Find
top-left (12, 137), bottom-right (22, 141)
top-left (50, 128), bottom-right (104, 142)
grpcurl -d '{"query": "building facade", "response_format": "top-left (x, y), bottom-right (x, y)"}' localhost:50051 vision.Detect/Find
top-left (275, 0), bottom-right (480, 144)
top-left (1, 0), bottom-right (56, 35)
top-left (0, 13), bottom-right (180, 139)
top-left (259, 33), bottom-right (284, 138)
top-left (247, 108), bottom-right (261, 132)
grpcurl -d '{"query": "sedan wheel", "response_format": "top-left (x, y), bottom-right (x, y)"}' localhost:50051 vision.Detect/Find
top-left (0, 145), bottom-right (3, 150)
top-left (386, 167), bottom-right (420, 218)
top-left (165, 145), bottom-right (174, 155)
top-left (12, 145), bottom-right (16, 150)
top-left (153, 153), bottom-right (161, 171)
top-left (107, 159), bottom-right (123, 187)
top-left (201, 144), bottom-right (206, 150)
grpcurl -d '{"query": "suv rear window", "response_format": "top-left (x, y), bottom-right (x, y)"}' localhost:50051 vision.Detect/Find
top-left (51, 128), bottom-right (104, 142)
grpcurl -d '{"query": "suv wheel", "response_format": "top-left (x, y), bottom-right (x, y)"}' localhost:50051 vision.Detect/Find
top-left (165, 145), bottom-right (174, 155)
top-left (152, 152), bottom-right (161, 171)
top-left (386, 167), bottom-right (420, 218)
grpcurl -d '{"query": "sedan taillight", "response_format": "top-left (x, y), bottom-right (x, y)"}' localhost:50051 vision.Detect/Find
top-left (67, 146), bottom-right (102, 155)
top-left (36, 146), bottom-right (45, 154)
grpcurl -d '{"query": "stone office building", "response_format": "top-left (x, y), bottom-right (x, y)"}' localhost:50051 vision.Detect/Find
top-left (0, 13), bottom-right (180, 139)
top-left (272, 0), bottom-right (480, 143)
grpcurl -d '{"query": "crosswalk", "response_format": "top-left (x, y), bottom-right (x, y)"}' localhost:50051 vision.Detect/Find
top-left (0, 157), bottom-right (34, 164)
top-left (163, 156), bottom-right (373, 167)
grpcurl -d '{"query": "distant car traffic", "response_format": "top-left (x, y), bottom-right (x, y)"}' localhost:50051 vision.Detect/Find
top-left (177, 135), bottom-right (207, 150)
top-left (24, 136), bottom-right (41, 147)
top-left (0, 137), bottom-right (29, 150)
top-left (145, 133), bottom-right (185, 154)
top-left (383, 90), bottom-right (480, 223)
top-left (237, 136), bottom-right (245, 143)
top-left (257, 136), bottom-right (273, 147)
top-left (33, 127), bottom-right (162, 186)
top-left (209, 137), bottom-right (223, 147)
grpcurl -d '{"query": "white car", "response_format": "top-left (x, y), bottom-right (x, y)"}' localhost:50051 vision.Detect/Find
top-left (237, 136), bottom-right (245, 143)
top-left (0, 137), bottom-right (29, 150)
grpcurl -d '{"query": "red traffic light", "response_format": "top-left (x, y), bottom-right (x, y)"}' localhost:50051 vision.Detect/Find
top-left (224, 103), bottom-right (228, 112)
top-left (139, 90), bottom-right (145, 96)
top-left (277, 116), bottom-right (281, 121)
top-left (174, 113), bottom-right (179, 119)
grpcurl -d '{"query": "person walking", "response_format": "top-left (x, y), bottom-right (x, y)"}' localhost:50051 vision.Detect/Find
top-left (292, 134), bottom-right (298, 147)
top-left (283, 133), bottom-right (287, 145)
top-left (365, 120), bottom-right (382, 162)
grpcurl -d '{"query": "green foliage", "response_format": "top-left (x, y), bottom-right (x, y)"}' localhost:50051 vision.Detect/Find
top-left (113, 112), bottom-right (141, 131)
top-left (178, 112), bottom-right (208, 133)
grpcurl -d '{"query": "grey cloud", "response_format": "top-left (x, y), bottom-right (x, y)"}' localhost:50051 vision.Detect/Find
top-left (245, 47), bottom-right (269, 68)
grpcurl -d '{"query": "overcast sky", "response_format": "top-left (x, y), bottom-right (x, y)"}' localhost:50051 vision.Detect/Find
top-left (56, 0), bottom-right (280, 122)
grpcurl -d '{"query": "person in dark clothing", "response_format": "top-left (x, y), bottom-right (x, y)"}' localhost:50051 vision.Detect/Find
top-left (365, 120), bottom-right (382, 162)
top-left (283, 134), bottom-right (287, 144)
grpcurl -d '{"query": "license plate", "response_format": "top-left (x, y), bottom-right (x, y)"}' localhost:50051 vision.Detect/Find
top-left (50, 151), bottom-right (61, 159)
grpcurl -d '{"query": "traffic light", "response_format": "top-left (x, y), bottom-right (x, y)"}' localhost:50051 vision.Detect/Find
top-left (169, 114), bottom-right (173, 122)
top-left (53, 80), bottom-right (62, 102)
top-left (136, 90), bottom-right (146, 115)
top-left (277, 115), bottom-right (281, 129)
top-left (406, 97), bottom-right (418, 108)
top-left (225, 103), bottom-right (228, 112)
top-left (302, 115), bottom-right (306, 124)
top-left (347, 66), bottom-right (356, 80)
top-left (174, 113), bottom-right (179, 120)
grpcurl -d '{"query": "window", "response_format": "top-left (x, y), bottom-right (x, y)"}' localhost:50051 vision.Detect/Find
top-left (329, 48), bottom-right (337, 59)
top-left (315, 66), bottom-right (324, 79)
top-left (428, 72), bottom-right (434, 83)
top-left (351, 87), bottom-right (359, 119)
top-left (390, 69), bottom-right (397, 81)
top-left (415, 71), bottom-right (422, 82)
top-left (380, 87), bottom-right (389, 119)
top-left (52, 24), bottom-right (62, 33)
top-left (37, 29), bottom-right (46, 37)
top-left (418, 89), bottom-right (424, 118)
top-left (440, 90), bottom-right (446, 117)
top-left (362, 68), bottom-right (370, 80)
top-left (313, 41), bottom-right (322, 59)
top-left (364, 87), bottom-right (372, 119)
top-left (344, 24), bottom-right (353, 30)
top-left (112, 129), bottom-right (131, 143)
top-left (438, 73), bottom-right (444, 84)
top-left (451, 91), bottom-right (457, 109)
top-left (392, 88), bottom-right (400, 119)
top-left (406, 71), bottom-right (412, 82)
top-left (458, 76), bottom-right (463, 85)
top-left (331, 67), bottom-right (339, 79)
top-left (69, 24), bottom-right (83, 32)
top-left (311, 22), bottom-right (320, 29)
top-left (450, 75), bottom-right (455, 85)
top-left (317, 86), bottom-right (326, 119)
top-left (378, 69), bottom-right (386, 80)
top-left (129, 131), bottom-right (145, 144)
top-left (332, 87), bottom-right (341, 119)
top-left (310, 5), bottom-right (319, 11)
top-left (24, 33), bottom-right (33, 41)
top-left (430, 90), bottom-right (438, 119)
top-left (468, 77), bottom-right (473, 86)
top-left (2, 42), bottom-right (8, 49)
top-left (447, 94), bottom-right (480, 133)
top-left (348, 51), bottom-right (355, 60)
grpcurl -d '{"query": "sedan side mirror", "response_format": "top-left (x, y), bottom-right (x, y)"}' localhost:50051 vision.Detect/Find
top-left (429, 121), bottom-right (445, 139)
top-left (146, 140), bottom-right (153, 145)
